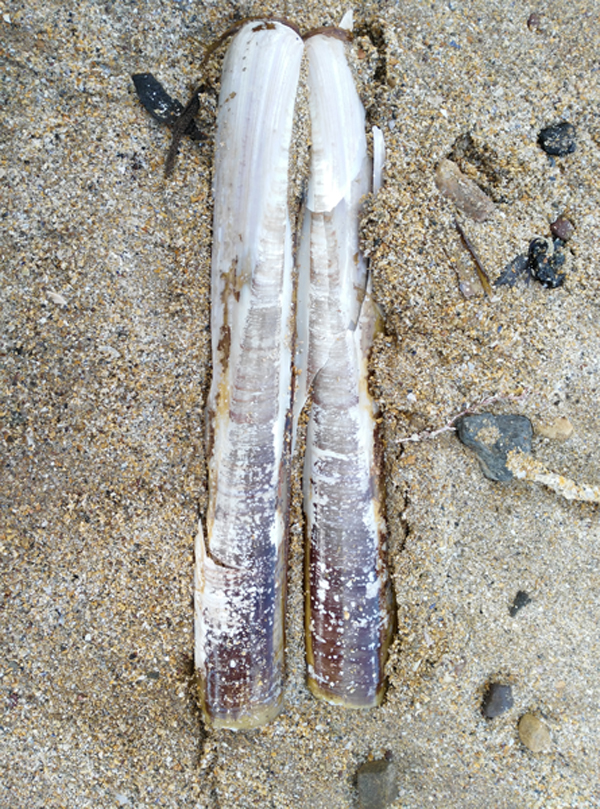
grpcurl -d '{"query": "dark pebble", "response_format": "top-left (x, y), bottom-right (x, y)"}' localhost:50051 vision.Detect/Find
top-left (527, 13), bottom-right (541, 30)
top-left (356, 759), bottom-right (398, 809)
top-left (538, 122), bottom-right (576, 156)
top-left (455, 414), bottom-right (533, 482)
top-left (509, 590), bottom-right (532, 616)
top-left (146, 670), bottom-right (160, 680)
top-left (494, 253), bottom-right (529, 287)
top-left (550, 215), bottom-right (575, 242)
top-left (528, 238), bottom-right (566, 288)
top-left (482, 682), bottom-right (514, 718)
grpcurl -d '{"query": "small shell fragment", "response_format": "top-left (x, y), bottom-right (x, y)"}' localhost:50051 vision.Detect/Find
top-left (435, 158), bottom-right (496, 222)
top-left (534, 416), bottom-right (574, 441)
top-left (47, 290), bottom-right (67, 306)
top-left (550, 215), bottom-right (575, 242)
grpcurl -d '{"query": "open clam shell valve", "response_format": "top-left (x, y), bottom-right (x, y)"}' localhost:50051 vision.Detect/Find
top-left (298, 29), bottom-right (394, 707)
top-left (194, 21), bottom-right (303, 730)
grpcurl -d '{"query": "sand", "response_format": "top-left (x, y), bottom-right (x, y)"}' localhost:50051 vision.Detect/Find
top-left (1, 1), bottom-right (599, 806)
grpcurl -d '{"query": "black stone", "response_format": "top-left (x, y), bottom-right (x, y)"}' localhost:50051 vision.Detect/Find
top-left (482, 682), bottom-right (514, 718)
top-left (357, 759), bottom-right (398, 809)
top-left (527, 238), bottom-right (566, 289)
top-left (538, 122), bottom-right (576, 156)
top-left (494, 253), bottom-right (529, 287)
top-left (509, 590), bottom-right (532, 617)
top-left (455, 414), bottom-right (533, 482)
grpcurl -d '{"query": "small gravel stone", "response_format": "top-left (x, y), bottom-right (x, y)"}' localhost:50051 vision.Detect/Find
top-left (435, 158), bottom-right (496, 221)
top-left (550, 215), bottom-right (575, 242)
top-left (356, 759), bottom-right (398, 809)
top-left (527, 12), bottom-right (541, 30)
top-left (482, 682), bottom-right (514, 718)
top-left (538, 122), bottom-right (577, 156)
top-left (528, 238), bottom-right (566, 289)
top-left (519, 714), bottom-right (552, 752)
top-left (509, 590), bottom-right (532, 617)
top-left (455, 414), bottom-right (533, 481)
top-left (535, 416), bottom-right (574, 441)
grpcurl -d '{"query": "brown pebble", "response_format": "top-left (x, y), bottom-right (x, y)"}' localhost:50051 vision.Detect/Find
top-left (519, 713), bottom-right (551, 752)
top-left (550, 215), bottom-right (575, 242)
top-left (527, 13), bottom-right (541, 30)
top-left (435, 159), bottom-right (496, 222)
top-left (535, 416), bottom-right (574, 441)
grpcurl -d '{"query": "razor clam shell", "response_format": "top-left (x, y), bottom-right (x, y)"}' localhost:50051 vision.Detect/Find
top-left (304, 33), bottom-right (367, 214)
top-left (293, 32), bottom-right (372, 440)
top-left (293, 155), bottom-right (371, 442)
top-left (304, 290), bottom-right (394, 707)
top-left (195, 21), bottom-right (303, 730)
top-left (300, 37), bottom-right (394, 707)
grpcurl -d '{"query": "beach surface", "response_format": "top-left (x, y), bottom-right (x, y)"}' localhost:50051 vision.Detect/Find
top-left (1, 1), bottom-right (599, 806)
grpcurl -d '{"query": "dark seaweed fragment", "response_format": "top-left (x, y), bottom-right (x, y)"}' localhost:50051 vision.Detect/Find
top-left (132, 73), bottom-right (205, 141)
top-left (494, 253), bottom-right (530, 288)
top-left (538, 122), bottom-right (576, 157)
top-left (528, 238), bottom-right (566, 289)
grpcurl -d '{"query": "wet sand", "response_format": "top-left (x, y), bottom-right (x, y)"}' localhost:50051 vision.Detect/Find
top-left (1, 1), bottom-right (599, 806)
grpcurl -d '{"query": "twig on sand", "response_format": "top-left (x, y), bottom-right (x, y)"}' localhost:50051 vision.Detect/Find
top-left (397, 389), bottom-right (531, 444)
top-left (454, 219), bottom-right (494, 298)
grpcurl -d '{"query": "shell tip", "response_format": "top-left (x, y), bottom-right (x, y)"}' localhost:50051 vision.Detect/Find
top-left (372, 126), bottom-right (385, 194)
top-left (339, 9), bottom-right (354, 31)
